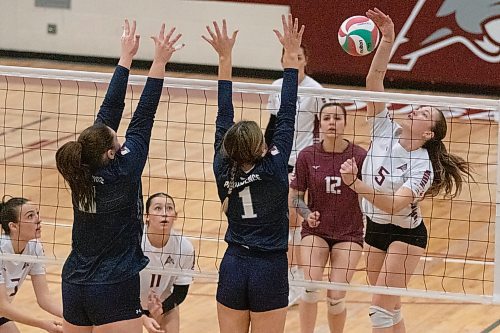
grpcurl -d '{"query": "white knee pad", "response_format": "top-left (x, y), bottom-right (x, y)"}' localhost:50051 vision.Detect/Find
top-left (369, 305), bottom-right (395, 329)
top-left (326, 297), bottom-right (346, 315)
top-left (393, 308), bottom-right (403, 325)
top-left (301, 288), bottom-right (321, 303)
top-left (288, 227), bottom-right (302, 245)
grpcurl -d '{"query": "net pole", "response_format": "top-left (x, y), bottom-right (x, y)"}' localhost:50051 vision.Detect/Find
top-left (494, 99), bottom-right (500, 304)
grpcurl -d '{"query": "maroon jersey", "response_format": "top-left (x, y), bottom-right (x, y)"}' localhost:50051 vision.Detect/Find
top-left (290, 141), bottom-right (366, 243)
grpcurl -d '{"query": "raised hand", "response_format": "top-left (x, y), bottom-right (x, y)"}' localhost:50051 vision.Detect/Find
top-left (366, 8), bottom-right (394, 42)
top-left (273, 14), bottom-right (305, 68)
top-left (118, 19), bottom-right (140, 69)
top-left (202, 19), bottom-right (238, 59)
top-left (340, 157), bottom-right (359, 187)
top-left (151, 23), bottom-right (183, 65)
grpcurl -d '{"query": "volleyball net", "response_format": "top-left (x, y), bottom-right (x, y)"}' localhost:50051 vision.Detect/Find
top-left (0, 65), bottom-right (499, 304)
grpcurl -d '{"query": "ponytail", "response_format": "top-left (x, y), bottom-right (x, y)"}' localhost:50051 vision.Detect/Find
top-left (221, 164), bottom-right (237, 214)
top-left (56, 141), bottom-right (95, 211)
top-left (423, 109), bottom-right (473, 198)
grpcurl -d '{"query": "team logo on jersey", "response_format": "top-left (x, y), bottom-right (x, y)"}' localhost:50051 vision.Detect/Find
top-left (312, 165), bottom-right (320, 170)
top-left (270, 146), bottom-right (280, 156)
top-left (388, 0), bottom-right (500, 71)
top-left (164, 255), bottom-right (175, 265)
top-left (120, 146), bottom-right (130, 155)
top-left (396, 163), bottom-right (408, 172)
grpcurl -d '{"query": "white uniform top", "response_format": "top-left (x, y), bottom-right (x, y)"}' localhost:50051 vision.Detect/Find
top-left (139, 228), bottom-right (195, 309)
top-left (267, 75), bottom-right (323, 167)
top-left (361, 109), bottom-right (434, 228)
top-left (0, 235), bottom-right (46, 302)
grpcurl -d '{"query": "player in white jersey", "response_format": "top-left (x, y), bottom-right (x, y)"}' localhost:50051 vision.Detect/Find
top-left (339, 8), bottom-right (472, 333)
top-left (0, 197), bottom-right (62, 333)
top-left (140, 193), bottom-right (195, 333)
top-left (265, 44), bottom-right (323, 306)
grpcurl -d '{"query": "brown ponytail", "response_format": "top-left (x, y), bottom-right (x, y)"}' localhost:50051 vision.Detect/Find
top-left (56, 123), bottom-right (115, 211)
top-left (423, 109), bottom-right (473, 198)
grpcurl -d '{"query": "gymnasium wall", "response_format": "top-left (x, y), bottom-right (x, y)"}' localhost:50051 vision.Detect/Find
top-left (0, 0), bottom-right (288, 70)
top-left (0, 0), bottom-right (498, 93)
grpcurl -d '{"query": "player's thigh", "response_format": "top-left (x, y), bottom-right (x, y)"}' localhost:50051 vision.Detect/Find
top-left (328, 241), bottom-right (362, 299)
top-left (162, 307), bottom-right (180, 333)
top-left (217, 302), bottom-right (250, 333)
top-left (0, 321), bottom-right (20, 333)
top-left (250, 307), bottom-right (287, 333)
top-left (300, 235), bottom-right (330, 280)
top-left (62, 320), bottom-right (92, 333)
top-left (365, 244), bottom-right (386, 286)
top-left (380, 241), bottom-right (424, 288)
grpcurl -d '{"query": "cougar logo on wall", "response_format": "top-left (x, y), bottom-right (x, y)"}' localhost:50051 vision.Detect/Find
top-left (388, 0), bottom-right (500, 71)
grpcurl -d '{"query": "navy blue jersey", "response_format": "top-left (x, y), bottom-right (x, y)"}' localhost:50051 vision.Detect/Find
top-left (214, 68), bottom-right (298, 252)
top-left (62, 65), bottom-right (163, 284)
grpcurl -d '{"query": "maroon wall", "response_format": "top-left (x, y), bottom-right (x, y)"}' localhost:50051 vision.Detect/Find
top-left (220, 0), bottom-right (500, 93)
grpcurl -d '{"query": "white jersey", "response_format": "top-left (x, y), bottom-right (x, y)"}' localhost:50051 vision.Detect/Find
top-left (0, 235), bottom-right (46, 302)
top-left (267, 75), bottom-right (323, 166)
top-left (361, 109), bottom-right (433, 228)
top-left (139, 229), bottom-right (195, 309)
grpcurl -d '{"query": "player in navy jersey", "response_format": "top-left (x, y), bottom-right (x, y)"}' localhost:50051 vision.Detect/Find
top-left (203, 15), bottom-right (303, 333)
top-left (0, 197), bottom-right (63, 333)
top-left (290, 103), bottom-right (366, 333)
top-left (339, 8), bottom-right (472, 333)
top-left (55, 20), bottom-right (183, 333)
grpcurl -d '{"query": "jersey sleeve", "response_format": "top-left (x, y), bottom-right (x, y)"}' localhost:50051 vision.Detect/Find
top-left (173, 239), bottom-right (195, 286)
top-left (118, 77), bottom-right (164, 179)
top-left (29, 241), bottom-right (46, 276)
top-left (367, 108), bottom-right (395, 140)
top-left (213, 80), bottom-right (235, 177)
top-left (269, 69), bottom-right (299, 168)
top-left (267, 92), bottom-right (280, 116)
top-left (94, 65), bottom-right (130, 132)
top-left (290, 149), bottom-right (308, 191)
top-left (401, 158), bottom-right (434, 198)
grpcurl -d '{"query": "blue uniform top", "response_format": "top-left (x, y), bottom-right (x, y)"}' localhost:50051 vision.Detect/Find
top-left (214, 68), bottom-right (298, 252)
top-left (62, 65), bottom-right (163, 284)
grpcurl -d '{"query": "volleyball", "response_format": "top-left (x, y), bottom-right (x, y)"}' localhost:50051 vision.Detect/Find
top-left (338, 15), bottom-right (380, 56)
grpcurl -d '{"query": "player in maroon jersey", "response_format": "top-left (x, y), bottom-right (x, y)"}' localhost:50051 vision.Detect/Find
top-left (290, 102), bottom-right (366, 333)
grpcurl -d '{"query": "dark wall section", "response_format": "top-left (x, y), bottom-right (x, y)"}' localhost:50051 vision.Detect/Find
top-left (220, 0), bottom-right (500, 94)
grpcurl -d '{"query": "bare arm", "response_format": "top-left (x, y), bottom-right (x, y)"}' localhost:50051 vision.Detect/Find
top-left (0, 283), bottom-right (62, 332)
top-left (365, 8), bottom-right (395, 118)
top-left (290, 188), bottom-right (320, 228)
top-left (32, 274), bottom-right (63, 318)
top-left (340, 158), bottom-right (414, 214)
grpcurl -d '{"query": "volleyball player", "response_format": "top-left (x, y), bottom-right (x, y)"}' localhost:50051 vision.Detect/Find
top-left (0, 197), bottom-right (63, 333)
top-left (290, 103), bottom-right (366, 333)
top-left (140, 193), bottom-right (195, 333)
top-left (339, 8), bottom-right (472, 333)
top-left (55, 20), bottom-right (183, 333)
top-left (265, 44), bottom-right (324, 306)
top-left (203, 15), bottom-right (303, 333)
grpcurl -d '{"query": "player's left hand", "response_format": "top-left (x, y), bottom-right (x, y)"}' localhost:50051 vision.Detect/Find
top-left (142, 315), bottom-right (165, 333)
top-left (147, 290), bottom-right (164, 319)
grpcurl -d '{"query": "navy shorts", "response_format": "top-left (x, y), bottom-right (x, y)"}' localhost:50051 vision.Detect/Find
top-left (62, 274), bottom-right (143, 326)
top-left (365, 217), bottom-right (428, 251)
top-left (216, 245), bottom-right (288, 312)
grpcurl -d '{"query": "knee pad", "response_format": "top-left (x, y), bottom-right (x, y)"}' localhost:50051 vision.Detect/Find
top-left (301, 288), bottom-right (321, 303)
top-left (326, 297), bottom-right (346, 315)
top-left (369, 305), bottom-right (395, 329)
top-left (289, 227), bottom-right (302, 245)
top-left (393, 308), bottom-right (402, 325)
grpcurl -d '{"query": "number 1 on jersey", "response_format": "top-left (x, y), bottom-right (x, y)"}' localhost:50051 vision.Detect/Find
top-left (239, 187), bottom-right (257, 219)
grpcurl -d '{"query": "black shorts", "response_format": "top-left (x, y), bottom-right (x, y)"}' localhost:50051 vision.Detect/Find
top-left (364, 217), bottom-right (428, 251)
top-left (0, 317), bottom-right (10, 326)
top-left (62, 274), bottom-right (143, 326)
top-left (301, 230), bottom-right (364, 250)
top-left (288, 164), bottom-right (294, 174)
top-left (216, 245), bottom-right (288, 312)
